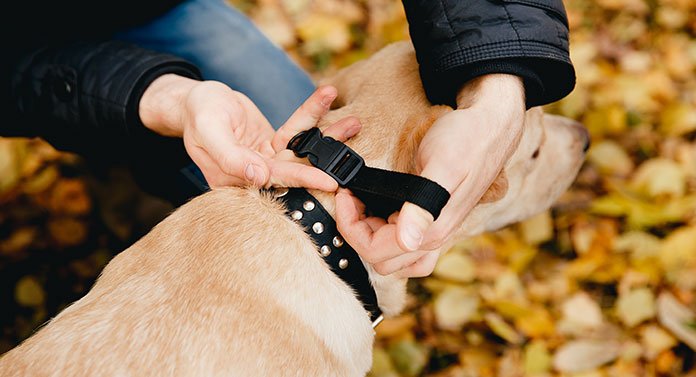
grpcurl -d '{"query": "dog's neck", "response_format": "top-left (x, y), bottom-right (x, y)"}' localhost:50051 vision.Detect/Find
top-left (296, 114), bottom-right (442, 317)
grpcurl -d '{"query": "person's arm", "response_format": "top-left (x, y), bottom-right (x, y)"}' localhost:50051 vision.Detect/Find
top-left (335, 0), bottom-right (576, 278)
top-left (6, 41), bottom-right (202, 163)
top-left (5, 40), bottom-right (359, 203)
top-left (401, 0), bottom-right (575, 109)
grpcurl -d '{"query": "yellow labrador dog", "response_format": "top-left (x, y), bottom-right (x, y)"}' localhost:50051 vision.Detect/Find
top-left (0, 41), bottom-right (588, 376)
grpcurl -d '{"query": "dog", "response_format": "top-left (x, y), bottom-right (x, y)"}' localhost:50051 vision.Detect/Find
top-left (0, 41), bottom-right (588, 376)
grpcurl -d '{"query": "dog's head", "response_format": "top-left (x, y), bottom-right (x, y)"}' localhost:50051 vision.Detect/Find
top-left (314, 41), bottom-right (588, 315)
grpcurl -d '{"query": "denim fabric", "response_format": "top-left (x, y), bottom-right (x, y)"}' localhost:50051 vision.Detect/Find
top-left (116, 0), bottom-right (315, 128)
top-left (115, 0), bottom-right (316, 195)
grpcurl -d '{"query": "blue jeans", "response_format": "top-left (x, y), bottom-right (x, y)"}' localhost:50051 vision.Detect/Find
top-left (115, 0), bottom-right (315, 196)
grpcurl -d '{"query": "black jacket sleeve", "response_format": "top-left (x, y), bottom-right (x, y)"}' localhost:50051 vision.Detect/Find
top-left (402, 0), bottom-right (575, 108)
top-left (4, 41), bottom-right (202, 163)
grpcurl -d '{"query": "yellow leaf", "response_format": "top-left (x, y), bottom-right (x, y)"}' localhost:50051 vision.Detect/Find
top-left (616, 287), bottom-right (656, 327)
top-left (641, 325), bottom-right (677, 360)
top-left (433, 252), bottom-right (476, 283)
top-left (0, 139), bottom-right (21, 196)
top-left (484, 312), bottom-right (522, 344)
top-left (631, 158), bottom-right (686, 198)
top-left (660, 102), bottom-right (696, 136)
top-left (296, 14), bottom-right (351, 54)
top-left (524, 340), bottom-right (551, 375)
top-left (376, 314), bottom-right (416, 340)
top-left (15, 276), bottom-right (45, 307)
top-left (584, 104), bottom-right (627, 136)
top-left (515, 306), bottom-right (555, 338)
top-left (519, 210), bottom-right (554, 245)
top-left (587, 140), bottom-right (634, 176)
top-left (434, 286), bottom-right (480, 331)
top-left (369, 347), bottom-right (399, 377)
top-left (659, 226), bottom-right (696, 272)
top-left (560, 292), bottom-right (604, 332)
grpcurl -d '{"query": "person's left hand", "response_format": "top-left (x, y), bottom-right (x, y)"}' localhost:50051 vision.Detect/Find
top-left (335, 74), bottom-right (525, 278)
top-left (140, 74), bottom-right (359, 191)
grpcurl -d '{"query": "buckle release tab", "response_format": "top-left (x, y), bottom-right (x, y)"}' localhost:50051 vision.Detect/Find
top-left (288, 128), bottom-right (364, 186)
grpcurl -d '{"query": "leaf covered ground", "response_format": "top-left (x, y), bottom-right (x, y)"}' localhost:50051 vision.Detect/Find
top-left (1, 0), bottom-right (695, 375)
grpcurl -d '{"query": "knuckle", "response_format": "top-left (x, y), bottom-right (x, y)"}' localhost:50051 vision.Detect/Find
top-left (373, 262), bottom-right (393, 276)
top-left (410, 262), bottom-right (435, 278)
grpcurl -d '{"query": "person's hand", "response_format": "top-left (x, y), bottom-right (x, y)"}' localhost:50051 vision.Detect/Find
top-left (139, 74), bottom-right (358, 190)
top-left (335, 74), bottom-right (525, 278)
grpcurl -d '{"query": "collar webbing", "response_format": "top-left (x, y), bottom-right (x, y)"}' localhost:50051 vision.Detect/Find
top-left (288, 128), bottom-right (450, 220)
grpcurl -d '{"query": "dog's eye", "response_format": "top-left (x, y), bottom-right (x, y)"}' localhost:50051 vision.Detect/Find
top-left (531, 148), bottom-right (540, 159)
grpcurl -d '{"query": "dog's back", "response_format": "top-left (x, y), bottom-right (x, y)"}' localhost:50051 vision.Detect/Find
top-left (1, 188), bottom-right (372, 376)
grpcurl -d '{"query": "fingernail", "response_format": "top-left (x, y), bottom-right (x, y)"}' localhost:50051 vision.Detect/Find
top-left (344, 123), bottom-right (360, 139)
top-left (244, 164), bottom-right (255, 181)
top-left (401, 224), bottom-right (423, 251)
top-left (320, 94), bottom-right (337, 107)
top-left (252, 165), bottom-right (266, 186)
top-left (245, 164), bottom-right (266, 186)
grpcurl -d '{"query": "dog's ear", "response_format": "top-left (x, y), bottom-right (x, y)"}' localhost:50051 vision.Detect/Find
top-left (479, 170), bottom-right (509, 203)
top-left (394, 105), bottom-right (452, 174)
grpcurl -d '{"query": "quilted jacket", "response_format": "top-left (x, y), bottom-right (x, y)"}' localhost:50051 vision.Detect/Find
top-left (3, 0), bottom-right (574, 204)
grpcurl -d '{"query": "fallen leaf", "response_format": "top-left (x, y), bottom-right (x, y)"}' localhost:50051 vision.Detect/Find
top-left (656, 291), bottom-right (696, 350)
top-left (616, 287), bottom-right (656, 327)
top-left (15, 276), bottom-right (45, 307)
top-left (552, 339), bottom-right (621, 373)
top-left (434, 286), bottom-right (479, 331)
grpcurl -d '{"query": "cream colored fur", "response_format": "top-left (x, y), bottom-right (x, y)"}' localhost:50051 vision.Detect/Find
top-left (0, 41), bottom-right (588, 377)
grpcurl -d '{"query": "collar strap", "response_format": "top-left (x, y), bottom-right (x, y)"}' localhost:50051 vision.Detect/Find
top-left (288, 127), bottom-right (450, 220)
top-left (273, 187), bottom-right (384, 327)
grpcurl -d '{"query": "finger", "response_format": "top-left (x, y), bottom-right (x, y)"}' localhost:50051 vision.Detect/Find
top-left (185, 139), bottom-right (248, 188)
top-left (267, 161), bottom-right (338, 191)
top-left (341, 188), bottom-right (367, 217)
top-left (394, 251), bottom-right (440, 279)
top-left (373, 250), bottom-right (427, 276)
top-left (191, 118), bottom-right (271, 187)
top-left (336, 191), bottom-right (406, 265)
top-left (396, 203), bottom-right (434, 252)
top-left (334, 190), bottom-right (375, 253)
top-left (321, 116), bottom-right (361, 142)
top-left (364, 217), bottom-right (385, 232)
top-left (269, 115), bottom-right (361, 167)
top-left (272, 85), bottom-right (337, 152)
top-left (215, 144), bottom-right (270, 187)
top-left (395, 154), bottom-right (462, 251)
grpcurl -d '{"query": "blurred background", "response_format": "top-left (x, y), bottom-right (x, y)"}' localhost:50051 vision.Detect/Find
top-left (1, 0), bottom-right (695, 375)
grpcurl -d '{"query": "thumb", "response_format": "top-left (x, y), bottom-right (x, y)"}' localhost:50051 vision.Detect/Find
top-left (396, 146), bottom-right (460, 251)
top-left (396, 203), bottom-right (433, 252)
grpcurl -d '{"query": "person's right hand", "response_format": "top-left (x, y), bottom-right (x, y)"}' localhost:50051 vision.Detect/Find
top-left (139, 74), bottom-right (358, 191)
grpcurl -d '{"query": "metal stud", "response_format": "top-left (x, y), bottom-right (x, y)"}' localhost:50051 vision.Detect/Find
top-left (339, 259), bottom-right (349, 269)
top-left (312, 222), bottom-right (324, 234)
top-left (290, 210), bottom-right (303, 220)
top-left (332, 236), bottom-right (344, 248)
top-left (303, 200), bottom-right (316, 211)
top-left (320, 245), bottom-right (331, 257)
top-left (273, 187), bottom-right (289, 198)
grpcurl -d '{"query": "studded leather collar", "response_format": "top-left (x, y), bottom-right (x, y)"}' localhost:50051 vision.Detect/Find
top-left (272, 187), bottom-right (383, 328)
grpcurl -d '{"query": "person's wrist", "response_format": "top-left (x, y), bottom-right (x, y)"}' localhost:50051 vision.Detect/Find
top-left (455, 74), bottom-right (525, 114)
top-left (139, 74), bottom-right (200, 137)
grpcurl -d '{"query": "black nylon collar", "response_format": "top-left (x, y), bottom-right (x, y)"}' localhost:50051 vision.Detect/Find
top-left (288, 127), bottom-right (450, 220)
top-left (272, 187), bottom-right (383, 327)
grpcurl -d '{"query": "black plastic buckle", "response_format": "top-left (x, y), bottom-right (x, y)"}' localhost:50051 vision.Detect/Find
top-left (287, 128), bottom-right (364, 186)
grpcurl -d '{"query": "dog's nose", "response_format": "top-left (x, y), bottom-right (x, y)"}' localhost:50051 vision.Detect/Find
top-left (570, 121), bottom-right (591, 153)
top-left (580, 126), bottom-right (591, 152)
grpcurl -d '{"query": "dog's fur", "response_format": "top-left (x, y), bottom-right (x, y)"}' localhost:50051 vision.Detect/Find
top-left (0, 41), bottom-right (588, 376)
